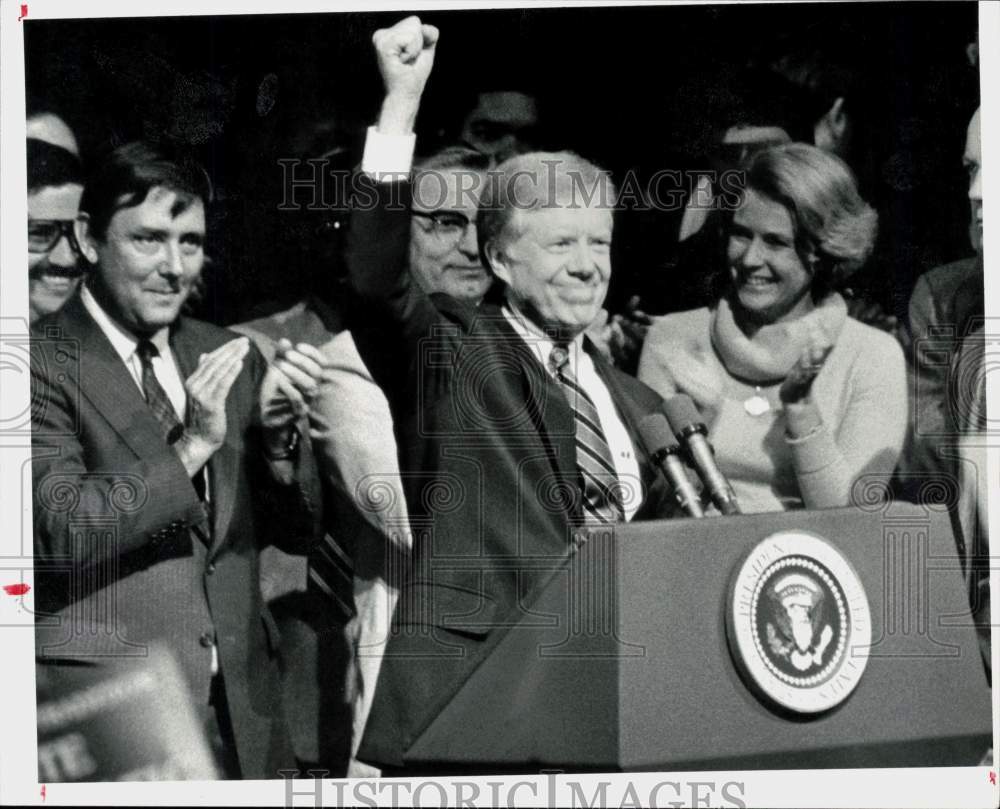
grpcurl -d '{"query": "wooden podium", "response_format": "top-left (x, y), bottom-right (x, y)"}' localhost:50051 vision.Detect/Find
top-left (403, 504), bottom-right (992, 772)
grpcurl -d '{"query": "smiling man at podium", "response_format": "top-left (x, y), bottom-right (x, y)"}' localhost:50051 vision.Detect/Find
top-left (343, 16), bottom-right (677, 772)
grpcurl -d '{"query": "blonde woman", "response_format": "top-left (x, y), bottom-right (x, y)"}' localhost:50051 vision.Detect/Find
top-left (638, 144), bottom-right (906, 513)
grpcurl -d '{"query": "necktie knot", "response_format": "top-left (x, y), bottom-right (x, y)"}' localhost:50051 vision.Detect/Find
top-left (136, 339), bottom-right (159, 364)
top-left (549, 343), bottom-right (570, 376)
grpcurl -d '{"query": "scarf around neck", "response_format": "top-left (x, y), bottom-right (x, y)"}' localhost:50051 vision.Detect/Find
top-left (710, 292), bottom-right (848, 383)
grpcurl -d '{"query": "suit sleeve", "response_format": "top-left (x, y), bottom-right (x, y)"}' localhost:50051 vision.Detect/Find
top-left (902, 273), bottom-right (949, 474)
top-left (245, 342), bottom-right (323, 555)
top-left (346, 177), bottom-right (453, 412)
top-left (31, 346), bottom-right (205, 568)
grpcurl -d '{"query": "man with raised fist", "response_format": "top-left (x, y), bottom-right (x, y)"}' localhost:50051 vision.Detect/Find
top-left (347, 16), bottom-right (672, 771)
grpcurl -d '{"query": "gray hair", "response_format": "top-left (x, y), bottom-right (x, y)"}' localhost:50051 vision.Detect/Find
top-left (476, 151), bottom-right (617, 270)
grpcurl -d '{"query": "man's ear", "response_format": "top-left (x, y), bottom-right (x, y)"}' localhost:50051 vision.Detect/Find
top-left (74, 214), bottom-right (99, 265)
top-left (814, 97), bottom-right (850, 153)
top-left (484, 240), bottom-right (510, 286)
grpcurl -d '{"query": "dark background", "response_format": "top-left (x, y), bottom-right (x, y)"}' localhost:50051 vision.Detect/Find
top-left (24, 2), bottom-right (981, 325)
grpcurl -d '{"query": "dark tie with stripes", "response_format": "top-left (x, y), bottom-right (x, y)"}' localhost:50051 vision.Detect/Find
top-left (136, 340), bottom-right (184, 446)
top-left (549, 343), bottom-right (624, 525)
top-left (308, 533), bottom-right (356, 620)
top-left (136, 340), bottom-right (208, 507)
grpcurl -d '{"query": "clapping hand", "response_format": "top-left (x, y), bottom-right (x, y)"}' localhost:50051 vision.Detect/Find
top-left (175, 337), bottom-right (250, 476)
top-left (779, 329), bottom-right (833, 405)
top-left (608, 295), bottom-right (653, 372)
top-left (259, 339), bottom-right (328, 433)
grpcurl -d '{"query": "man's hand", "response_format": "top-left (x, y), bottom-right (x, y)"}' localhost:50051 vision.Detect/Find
top-left (608, 295), bottom-right (653, 373)
top-left (260, 339), bottom-right (329, 459)
top-left (175, 337), bottom-right (250, 476)
top-left (260, 339), bottom-right (326, 426)
top-left (373, 16), bottom-right (439, 134)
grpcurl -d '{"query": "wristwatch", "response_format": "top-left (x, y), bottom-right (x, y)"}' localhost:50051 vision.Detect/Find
top-left (263, 424), bottom-right (301, 461)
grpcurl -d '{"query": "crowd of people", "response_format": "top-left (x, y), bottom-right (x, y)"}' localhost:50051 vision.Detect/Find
top-left (27, 13), bottom-right (988, 780)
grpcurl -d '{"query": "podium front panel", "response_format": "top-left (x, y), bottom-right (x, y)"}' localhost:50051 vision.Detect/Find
top-left (407, 505), bottom-right (992, 772)
top-left (616, 506), bottom-right (992, 770)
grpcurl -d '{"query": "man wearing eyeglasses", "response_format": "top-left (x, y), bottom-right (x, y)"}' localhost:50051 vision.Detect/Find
top-left (27, 138), bottom-right (84, 325)
top-left (408, 146), bottom-right (493, 304)
top-left (235, 143), bottom-right (493, 776)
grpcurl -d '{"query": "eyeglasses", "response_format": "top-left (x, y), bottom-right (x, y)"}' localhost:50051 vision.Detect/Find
top-left (411, 210), bottom-right (474, 244)
top-left (28, 219), bottom-right (81, 255)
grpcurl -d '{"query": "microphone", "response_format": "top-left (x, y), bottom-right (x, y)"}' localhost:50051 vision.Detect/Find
top-left (639, 413), bottom-right (705, 518)
top-left (663, 395), bottom-right (742, 516)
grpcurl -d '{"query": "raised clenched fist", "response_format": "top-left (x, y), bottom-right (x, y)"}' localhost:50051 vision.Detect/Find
top-left (372, 15), bottom-right (439, 101)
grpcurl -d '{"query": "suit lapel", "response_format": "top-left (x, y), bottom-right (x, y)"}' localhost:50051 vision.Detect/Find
top-left (57, 295), bottom-right (176, 462)
top-left (490, 314), bottom-right (578, 492)
top-left (169, 321), bottom-right (236, 557)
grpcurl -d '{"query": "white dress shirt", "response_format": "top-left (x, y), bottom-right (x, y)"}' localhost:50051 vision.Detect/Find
top-left (80, 283), bottom-right (187, 419)
top-left (502, 303), bottom-right (643, 521)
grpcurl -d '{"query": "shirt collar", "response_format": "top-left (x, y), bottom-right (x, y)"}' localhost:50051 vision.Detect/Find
top-left (501, 298), bottom-right (585, 376)
top-left (80, 282), bottom-right (172, 364)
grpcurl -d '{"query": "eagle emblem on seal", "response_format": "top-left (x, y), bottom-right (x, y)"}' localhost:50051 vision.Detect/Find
top-left (764, 572), bottom-right (835, 672)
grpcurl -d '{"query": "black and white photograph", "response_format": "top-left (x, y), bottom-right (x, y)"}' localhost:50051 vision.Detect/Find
top-left (0, 0), bottom-right (997, 805)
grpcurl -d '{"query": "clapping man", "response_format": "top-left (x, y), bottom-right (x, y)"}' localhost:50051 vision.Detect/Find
top-left (31, 142), bottom-right (323, 779)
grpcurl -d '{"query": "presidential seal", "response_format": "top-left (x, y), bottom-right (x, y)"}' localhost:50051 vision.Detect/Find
top-left (726, 531), bottom-right (871, 714)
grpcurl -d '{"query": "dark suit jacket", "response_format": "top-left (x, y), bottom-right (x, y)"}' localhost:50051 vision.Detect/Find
top-left (348, 179), bottom-right (673, 769)
top-left (31, 292), bottom-right (321, 779)
top-left (900, 255), bottom-right (984, 479)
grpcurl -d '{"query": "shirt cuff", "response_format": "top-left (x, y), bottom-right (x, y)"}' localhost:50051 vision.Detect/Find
top-left (361, 126), bottom-right (415, 181)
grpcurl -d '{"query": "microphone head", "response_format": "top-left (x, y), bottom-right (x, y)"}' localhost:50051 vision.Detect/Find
top-left (663, 394), bottom-right (707, 438)
top-left (639, 413), bottom-right (679, 455)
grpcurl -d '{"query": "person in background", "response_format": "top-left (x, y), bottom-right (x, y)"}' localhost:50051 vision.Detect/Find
top-left (27, 110), bottom-right (80, 157)
top-left (903, 107), bottom-right (983, 478)
top-left (639, 143), bottom-right (907, 513)
top-left (902, 105), bottom-right (987, 679)
top-left (459, 89), bottom-right (539, 157)
top-left (27, 138), bottom-right (85, 325)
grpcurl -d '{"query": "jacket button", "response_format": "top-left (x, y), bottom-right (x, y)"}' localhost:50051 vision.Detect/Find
top-left (199, 632), bottom-right (214, 648)
top-left (206, 563), bottom-right (216, 575)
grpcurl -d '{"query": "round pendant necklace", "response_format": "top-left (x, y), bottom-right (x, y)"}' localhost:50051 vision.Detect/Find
top-left (744, 385), bottom-right (771, 417)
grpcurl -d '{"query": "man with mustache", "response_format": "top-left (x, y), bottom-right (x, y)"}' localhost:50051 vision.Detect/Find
top-left (347, 16), bottom-right (673, 772)
top-left (31, 142), bottom-right (322, 779)
top-left (27, 138), bottom-right (84, 325)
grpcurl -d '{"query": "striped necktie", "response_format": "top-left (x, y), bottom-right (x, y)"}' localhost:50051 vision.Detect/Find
top-left (549, 343), bottom-right (624, 525)
top-left (308, 533), bottom-right (356, 621)
top-left (136, 339), bottom-right (209, 515)
top-left (136, 340), bottom-right (184, 446)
